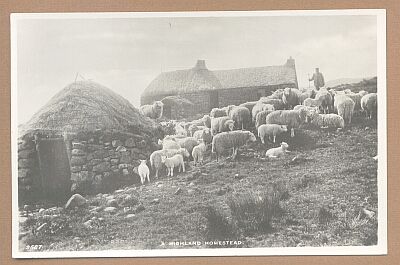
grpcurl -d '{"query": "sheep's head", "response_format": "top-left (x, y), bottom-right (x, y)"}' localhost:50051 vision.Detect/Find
top-left (161, 156), bottom-right (167, 163)
top-left (157, 139), bottom-right (163, 145)
top-left (280, 125), bottom-right (288, 132)
top-left (281, 142), bottom-right (289, 149)
top-left (226, 120), bottom-right (235, 131)
top-left (179, 148), bottom-right (190, 158)
top-left (262, 104), bottom-right (275, 112)
top-left (248, 132), bottom-right (257, 142)
top-left (359, 90), bottom-right (368, 97)
top-left (140, 160), bottom-right (147, 164)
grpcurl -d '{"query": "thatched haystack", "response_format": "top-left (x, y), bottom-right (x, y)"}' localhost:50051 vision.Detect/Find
top-left (20, 80), bottom-right (156, 135)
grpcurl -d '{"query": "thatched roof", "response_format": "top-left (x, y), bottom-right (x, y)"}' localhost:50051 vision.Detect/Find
top-left (20, 81), bottom-right (156, 135)
top-left (142, 58), bottom-right (298, 98)
top-left (161, 96), bottom-right (195, 107)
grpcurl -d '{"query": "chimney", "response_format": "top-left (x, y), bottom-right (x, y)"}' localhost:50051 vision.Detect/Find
top-left (285, 56), bottom-right (295, 68)
top-left (194, 60), bottom-right (207, 70)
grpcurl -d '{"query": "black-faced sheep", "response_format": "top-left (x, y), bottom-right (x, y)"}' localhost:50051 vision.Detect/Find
top-left (227, 106), bottom-right (251, 130)
top-left (257, 124), bottom-right (288, 144)
top-left (211, 116), bottom-right (235, 135)
top-left (265, 108), bottom-right (308, 137)
top-left (139, 101), bottom-right (164, 119)
top-left (361, 93), bottom-right (377, 119)
top-left (212, 130), bottom-right (257, 161)
top-left (334, 95), bottom-right (355, 125)
top-left (282, 87), bottom-right (301, 109)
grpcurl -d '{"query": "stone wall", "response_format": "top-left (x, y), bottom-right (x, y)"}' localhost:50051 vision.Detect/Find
top-left (17, 130), bottom-right (158, 204)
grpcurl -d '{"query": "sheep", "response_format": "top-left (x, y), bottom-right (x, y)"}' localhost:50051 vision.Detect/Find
top-left (361, 93), bottom-right (377, 119)
top-left (265, 142), bottom-right (290, 158)
top-left (190, 114), bottom-right (212, 128)
top-left (252, 103), bottom-right (275, 122)
top-left (346, 90), bottom-right (369, 113)
top-left (228, 106), bottom-right (251, 130)
top-left (139, 101), bottom-right (164, 120)
top-left (193, 128), bottom-right (213, 146)
top-left (174, 123), bottom-right (188, 137)
top-left (308, 112), bottom-right (345, 129)
top-left (265, 108), bottom-right (308, 138)
top-left (150, 148), bottom-right (190, 178)
top-left (255, 109), bottom-right (275, 129)
top-left (159, 138), bottom-right (181, 150)
top-left (299, 88), bottom-right (316, 104)
top-left (303, 97), bottom-right (322, 108)
top-left (211, 116), bottom-right (235, 135)
top-left (293, 105), bottom-right (319, 123)
top-left (138, 160), bottom-right (150, 185)
top-left (239, 101), bottom-right (258, 116)
top-left (210, 108), bottom-right (228, 118)
top-left (268, 88), bottom-right (285, 99)
top-left (212, 130), bottom-right (257, 161)
top-left (334, 95), bottom-right (355, 125)
top-left (187, 124), bottom-right (204, 136)
top-left (315, 89), bottom-right (333, 113)
top-left (175, 137), bottom-right (199, 155)
top-left (258, 98), bottom-right (285, 110)
top-left (257, 124), bottom-right (288, 144)
top-left (192, 140), bottom-right (207, 166)
top-left (161, 154), bottom-right (185, 177)
top-left (282, 87), bottom-right (301, 109)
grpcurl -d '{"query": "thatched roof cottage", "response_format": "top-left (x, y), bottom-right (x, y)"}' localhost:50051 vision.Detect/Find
top-left (141, 57), bottom-right (298, 118)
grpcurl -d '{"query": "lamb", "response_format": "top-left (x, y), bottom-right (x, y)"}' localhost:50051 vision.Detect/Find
top-left (265, 142), bottom-right (290, 158)
top-left (255, 109), bottom-right (275, 129)
top-left (252, 103), bottom-right (275, 122)
top-left (315, 89), bottom-right (333, 113)
top-left (139, 101), bottom-right (164, 120)
top-left (334, 94), bottom-right (355, 125)
top-left (257, 124), bottom-right (288, 144)
top-left (298, 88), bottom-right (316, 105)
top-left (309, 112), bottom-right (345, 129)
top-left (211, 116), bottom-right (235, 135)
top-left (265, 108), bottom-right (308, 137)
top-left (303, 97), bottom-right (322, 108)
top-left (258, 98), bottom-right (285, 110)
top-left (161, 154), bottom-right (185, 177)
top-left (361, 93), bottom-right (377, 119)
top-left (138, 160), bottom-right (150, 185)
top-left (212, 130), bottom-right (257, 161)
top-left (228, 106), bottom-right (251, 130)
top-left (210, 108), bottom-right (228, 118)
top-left (192, 140), bottom-right (207, 165)
top-left (150, 148), bottom-right (190, 178)
top-left (282, 87), bottom-right (301, 109)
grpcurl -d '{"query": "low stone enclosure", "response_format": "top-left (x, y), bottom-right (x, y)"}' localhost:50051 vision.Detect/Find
top-left (18, 129), bottom-right (159, 205)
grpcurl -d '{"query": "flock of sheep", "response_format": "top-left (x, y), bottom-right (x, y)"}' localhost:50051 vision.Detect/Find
top-left (138, 87), bottom-right (378, 183)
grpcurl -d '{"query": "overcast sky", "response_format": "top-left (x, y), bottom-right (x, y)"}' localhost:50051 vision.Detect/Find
top-left (15, 14), bottom-right (377, 124)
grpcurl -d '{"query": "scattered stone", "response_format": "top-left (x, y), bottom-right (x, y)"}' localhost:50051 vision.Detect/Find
top-left (157, 183), bottom-right (164, 188)
top-left (105, 195), bottom-right (114, 200)
top-left (18, 149), bottom-right (35, 159)
top-left (70, 166), bottom-right (82, 173)
top-left (188, 182), bottom-right (195, 187)
top-left (18, 158), bottom-right (35, 168)
top-left (89, 206), bottom-right (102, 212)
top-left (112, 140), bottom-right (122, 148)
top-left (83, 220), bottom-right (92, 228)
top-left (65, 194), bottom-right (87, 209)
top-left (106, 199), bottom-right (118, 207)
top-left (103, 207), bottom-right (117, 213)
top-left (38, 208), bottom-right (45, 214)
top-left (174, 187), bottom-right (182, 195)
top-left (115, 189), bottom-right (124, 193)
top-left (116, 146), bottom-right (127, 152)
top-left (365, 127), bottom-right (370, 130)
top-left (187, 189), bottom-right (195, 194)
top-left (125, 214), bottom-right (136, 219)
top-left (122, 169), bottom-right (130, 176)
top-left (71, 149), bottom-right (86, 156)
top-left (72, 142), bottom-right (85, 149)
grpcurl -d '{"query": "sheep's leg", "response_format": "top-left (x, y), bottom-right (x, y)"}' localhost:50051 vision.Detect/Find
top-left (171, 167), bottom-right (174, 177)
top-left (261, 136), bottom-right (265, 144)
top-left (273, 135), bottom-right (276, 143)
top-left (182, 162), bottom-right (185, 172)
top-left (290, 128), bottom-right (295, 138)
top-left (155, 169), bottom-right (158, 179)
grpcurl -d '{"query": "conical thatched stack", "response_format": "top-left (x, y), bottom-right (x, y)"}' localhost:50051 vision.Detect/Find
top-left (20, 80), bottom-right (156, 135)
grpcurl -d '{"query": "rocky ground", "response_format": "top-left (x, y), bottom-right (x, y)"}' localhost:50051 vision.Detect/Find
top-left (19, 116), bottom-right (378, 252)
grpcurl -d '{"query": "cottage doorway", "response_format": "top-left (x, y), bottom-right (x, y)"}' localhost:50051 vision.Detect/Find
top-left (209, 90), bottom-right (219, 110)
top-left (35, 136), bottom-right (71, 201)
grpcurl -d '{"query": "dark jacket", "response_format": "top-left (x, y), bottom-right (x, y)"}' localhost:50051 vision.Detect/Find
top-left (310, 72), bottom-right (325, 88)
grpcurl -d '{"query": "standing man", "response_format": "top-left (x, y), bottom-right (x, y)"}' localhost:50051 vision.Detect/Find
top-left (309, 68), bottom-right (325, 90)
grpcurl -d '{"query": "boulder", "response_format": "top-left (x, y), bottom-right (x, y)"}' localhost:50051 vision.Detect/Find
top-left (103, 207), bottom-right (117, 213)
top-left (71, 149), bottom-right (86, 156)
top-left (72, 142), bottom-right (85, 149)
top-left (70, 166), bottom-right (82, 173)
top-left (71, 171), bottom-right (91, 182)
top-left (106, 199), bottom-right (118, 207)
top-left (89, 158), bottom-right (103, 166)
top-left (65, 194), bottom-right (87, 209)
top-left (92, 162), bottom-right (111, 173)
top-left (92, 149), bottom-right (108, 159)
top-left (116, 146), bottom-right (127, 152)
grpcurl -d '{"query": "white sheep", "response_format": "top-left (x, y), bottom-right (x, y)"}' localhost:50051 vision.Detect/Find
top-left (255, 109), bottom-right (275, 129)
top-left (210, 108), bottom-right (228, 118)
top-left (212, 130), bottom-right (257, 161)
top-left (315, 89), bottom-right (333, 113)
top-left (303, 97), bottom-right (322, 108)
top-left (265, 108), bottom-right (308, 137)
top-left (228, 106), bottom-right (251, 130)
top-left (139, 101), bottom-right (164, 120)
top-left (334, 94), bottom-right (355, 125)
top-left (239, 101), bottom-right (258, 116)
top-left (345, 90), bottom-right (368, 113)
top-left (138, 160), bottom-right (150, 185)
top-left (298, 88), bottom-right (316, 105)
top-left (150, 148), bottom-right (189, 178)
top-left (159, 138), bottom-right (181, 150)
top-left (282, 87), bottom-right (301, 109)
top-left (175, 137), bottom-right (199, 155)
top-left (252, 103), bottom-right (275, 122)
top-left (161, 154), bottom-right (185, 177)
top-left (211, 116), bottom-right (235, 135)
top-left (361, 93), bottom-right (377, 119)
top-left (309, 112), bottom-right (345, 129)
top-left (265, 142), bottom-right (290, 158)
top-left (192, 140), bottom-right (207, 166)
top-left (258, 124), bottom-right (288, 144)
